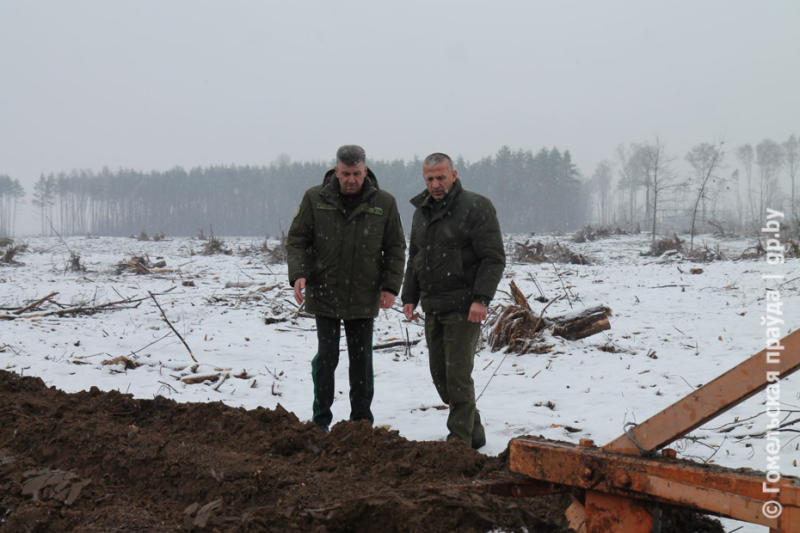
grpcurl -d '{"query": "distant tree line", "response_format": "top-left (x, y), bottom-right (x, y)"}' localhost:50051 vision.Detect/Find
top-left (586, 134), bottom-right (799, 244)
top-left (8, 134), bottom-right (797, 241)
top-left (0, 174), bottom-right (25, 237)
top-left (20, 146), bottom-right (588, 237)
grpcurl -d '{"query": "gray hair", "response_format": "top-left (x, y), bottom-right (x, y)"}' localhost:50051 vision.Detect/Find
top-left (423, 152), bottom-right (453, 171)
top-left (336, 145), bottom-right (366, 166)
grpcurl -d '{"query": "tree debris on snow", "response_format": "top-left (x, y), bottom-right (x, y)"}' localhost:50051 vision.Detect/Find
top-left (116, 254), bottom-right (168, 275)
top-left (645, 234), bottom-right (683, 256)
top-left (0, 292), bottom-right (146, 320)
top-left (572, 224), bottom-right (629, 243)
top-left (181, 373), bottom-right (221, 384)
top-left (1, 243), bottom-right (27, 265)
top-left (686, 243), bottom-right (726, 262)
top-left (203, 225), bottom-right (232, 255)
top-left (511, 240), bottom-right (590, 265)
top-left (102, 356), bottom-right (141, 370)
top-left (149, 291), bottom-right (198, 363)
top-left (488, 281), bottom-right (611, 354)
top-left (243, 231), bottom-right (289, 264)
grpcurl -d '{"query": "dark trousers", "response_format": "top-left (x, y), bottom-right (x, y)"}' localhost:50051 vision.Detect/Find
top-left (312, 316), bottom-right (374, 427)
top-left (425, 310), bottom-right (485, 445)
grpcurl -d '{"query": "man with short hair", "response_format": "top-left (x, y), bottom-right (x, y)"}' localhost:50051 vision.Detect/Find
top-left (402, 153), bottom-right (505, 449)
top-left (288, 145), bottom-right (406, 432)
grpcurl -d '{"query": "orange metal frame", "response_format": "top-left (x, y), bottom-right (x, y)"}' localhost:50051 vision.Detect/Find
top-left (500, 328), bottom-right (800, 532)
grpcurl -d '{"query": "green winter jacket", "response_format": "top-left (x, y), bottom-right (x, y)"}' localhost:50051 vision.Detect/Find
top-left (287, 169), bottom-right (406, 320)
top-left (402, 180), bottom-right (505, 314)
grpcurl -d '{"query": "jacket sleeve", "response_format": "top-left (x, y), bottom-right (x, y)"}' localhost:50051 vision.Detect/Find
top-left (286, 191), bottom-right (314, 286)
top-left (468, 196), bottom-right (505, 305)
top-left (380, 197), bottom-right (406, 295)
top-left (401, 214), bottom-right (421, 306)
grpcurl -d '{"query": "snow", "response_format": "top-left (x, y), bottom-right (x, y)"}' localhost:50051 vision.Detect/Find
top-left (1, 233), bottom-right (798, 533)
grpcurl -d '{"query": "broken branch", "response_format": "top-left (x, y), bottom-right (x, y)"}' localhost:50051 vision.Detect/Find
top-left (149, 291), bottom-right (197, 363)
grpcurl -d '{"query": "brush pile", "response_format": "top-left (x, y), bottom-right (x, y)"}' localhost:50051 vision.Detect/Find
top-left (488, 281), bottom-right (612, 355)
top-left (572, 225), bottom-right (628, 243)
top-left (488, 281), bottom-right (553, 354)
top-left (512, 240), bottom-right (590, 265)
top-left (646, 234), bottom-right (684, 256)
top-left (115, 254), bottom-right (167, 275)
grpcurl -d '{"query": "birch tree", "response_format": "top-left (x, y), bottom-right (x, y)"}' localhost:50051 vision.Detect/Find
top-left (686, 141), bottom-right (725, 251)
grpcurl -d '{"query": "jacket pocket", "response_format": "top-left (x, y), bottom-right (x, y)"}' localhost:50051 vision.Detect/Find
top-left (431, 246), bottom-right (466, 289)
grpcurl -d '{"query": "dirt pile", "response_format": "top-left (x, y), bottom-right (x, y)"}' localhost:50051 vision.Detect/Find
top-left (0, 370), bottom-right (569, 532)
top-left (0, 370), bottom-right (724, 532)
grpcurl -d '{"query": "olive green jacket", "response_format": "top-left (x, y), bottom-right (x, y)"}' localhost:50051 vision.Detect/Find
top-left (401, 180), bottom-right (505, 314)
top-left (287, 169), bottom-right (406, 320)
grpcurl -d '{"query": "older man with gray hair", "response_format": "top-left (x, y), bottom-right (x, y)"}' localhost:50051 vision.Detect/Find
top-left (288, 145), bottom-right (406, 432)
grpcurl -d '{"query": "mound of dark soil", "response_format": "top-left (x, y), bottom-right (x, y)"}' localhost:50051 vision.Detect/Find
top-left (0, 370), bottom-right (724, 532)
top-left (0, 370), bottom-right (569, 532)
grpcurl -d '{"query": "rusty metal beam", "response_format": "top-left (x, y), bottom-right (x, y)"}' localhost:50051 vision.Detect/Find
top-left (604, 327), bottom-right (800, 455)
top-left (510, 437), bottom-right (800, 528)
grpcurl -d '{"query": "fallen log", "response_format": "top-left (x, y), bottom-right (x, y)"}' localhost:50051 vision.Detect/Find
top-left (374, 339), bottom-right (422, 351)
top-left (181, 374), bottom-right (221, 385)
top-left (547, 305), bottom-right (612, 341)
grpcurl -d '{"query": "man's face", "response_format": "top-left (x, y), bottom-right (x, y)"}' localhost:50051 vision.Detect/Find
top-left (335, 162), bottom-right (368, 195)
top-left (423, 162), bottom-right (457, 201)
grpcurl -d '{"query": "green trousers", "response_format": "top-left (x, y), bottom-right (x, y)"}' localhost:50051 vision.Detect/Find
top-left (311, 317), bottom-right (374, 428)
top-left (424, 310), bottom-right (485, 445)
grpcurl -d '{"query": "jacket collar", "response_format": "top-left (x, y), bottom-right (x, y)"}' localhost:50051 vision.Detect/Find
top-left (410, 179), bottom-right (463, 217)
top-left (320, 167), bottom-right (379, 214)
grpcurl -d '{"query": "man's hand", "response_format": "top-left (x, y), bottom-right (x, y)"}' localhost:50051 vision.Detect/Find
top-left (380, 291), bottom-right (395, 309)
top-left (294, 278), bottom-right (306, 305)
top-left (468, 302), bottom-right (488, 323)
top-left (403, 303), bottom-right (420, 322)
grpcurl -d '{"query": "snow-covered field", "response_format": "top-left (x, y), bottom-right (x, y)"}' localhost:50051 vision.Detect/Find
top-left (1, 232), bottom-right (798, 533)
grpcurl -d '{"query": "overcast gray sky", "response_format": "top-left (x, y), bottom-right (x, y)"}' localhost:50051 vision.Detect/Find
top-left (1, 1), bottom-right (798, 210)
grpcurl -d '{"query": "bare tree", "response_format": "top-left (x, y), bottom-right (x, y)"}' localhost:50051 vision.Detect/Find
top-left (736, 144), bottom-right (756, 225)
top-left (616, 144), bottom-right (643, 228)
top-left (639, 138), bottom-right (677, 241)
top-left (686, 141), bottom-right (725, 251)
top-left (755, 139), bottom-right (784, 222)
top-left (729, 168), bottom-right (744, 231)
top-left (32, 174), bottom-right (57, 235)
top-left (590, 160), bottom-right (613, 225)
top-left (783, 134), bottom-right (799, 223)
